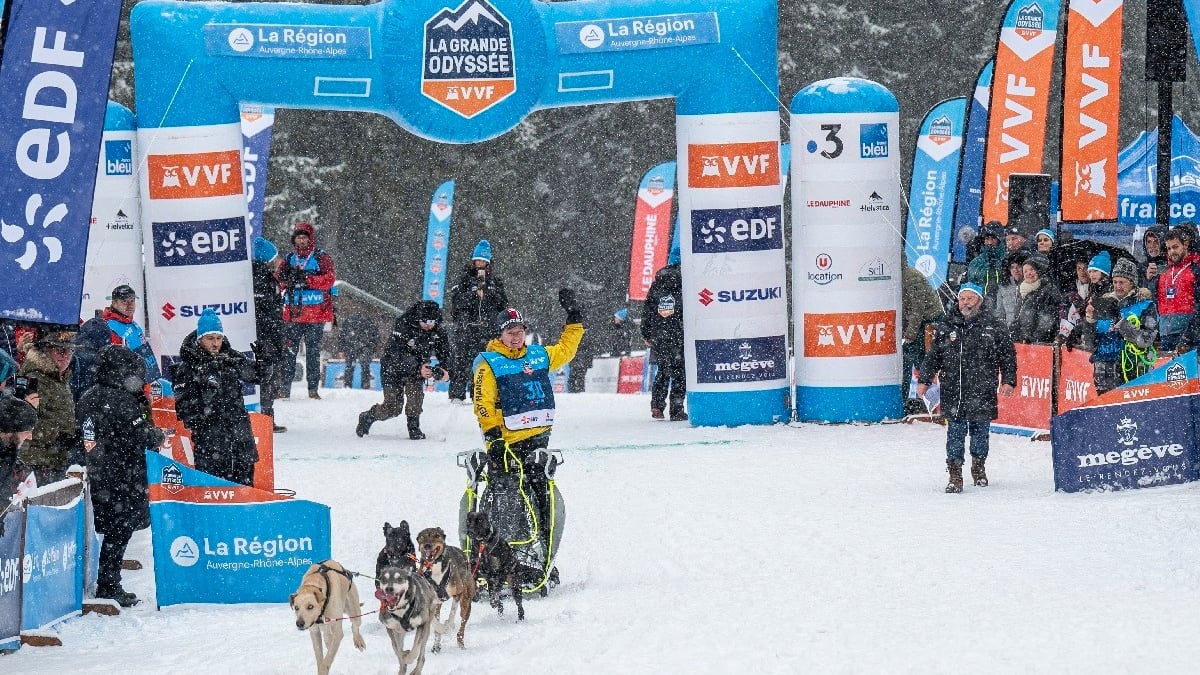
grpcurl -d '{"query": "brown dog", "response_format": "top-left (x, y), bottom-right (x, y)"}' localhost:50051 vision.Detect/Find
top-left (289, 560), bottom-right (366, 675)
top-left (414, 526), bottom-right (474, 651)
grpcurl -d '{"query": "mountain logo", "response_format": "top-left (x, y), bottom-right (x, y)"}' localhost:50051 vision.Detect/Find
top-left (422, 0), bottom-right (516, 118)
top-left (928, 115), bottom-right (953, 145)
top-left (1015, 2), bottom-right (1045, 40)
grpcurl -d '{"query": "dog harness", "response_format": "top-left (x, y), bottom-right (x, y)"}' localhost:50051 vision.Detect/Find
top-left (418, 552), bottom-right (452, 602)
top-left (313, 561), bottom-right (354, 624)
top-left (377, 584), bottom-right (419, 632)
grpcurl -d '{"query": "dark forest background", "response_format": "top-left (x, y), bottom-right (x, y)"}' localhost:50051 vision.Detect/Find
top-left (106, 0), bottom-right (1200, 326)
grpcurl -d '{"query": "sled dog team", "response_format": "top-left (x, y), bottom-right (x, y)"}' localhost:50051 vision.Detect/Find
top-left (289, 515), bottom-right (522, 675)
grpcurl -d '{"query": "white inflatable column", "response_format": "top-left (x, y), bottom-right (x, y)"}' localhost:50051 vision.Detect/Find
top-left (676, 112), bottom-right (790, 426)
top-left (791, 79), bottom-right (903, 422)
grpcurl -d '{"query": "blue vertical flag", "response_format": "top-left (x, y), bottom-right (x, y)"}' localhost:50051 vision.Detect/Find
top-left (0, 0), bottom-right (124, 323)
top-left (240, 103), bottom-right (275, 240)
top-left (951, 60), bottom-right (993, 263)
top-left (905, 98), bottom-right (967, 290)
top-left (423, 180), bottom-right (455, 305)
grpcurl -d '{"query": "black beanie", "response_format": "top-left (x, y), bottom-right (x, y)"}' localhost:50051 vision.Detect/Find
top-left (0, 397), bottom-right (38, 433)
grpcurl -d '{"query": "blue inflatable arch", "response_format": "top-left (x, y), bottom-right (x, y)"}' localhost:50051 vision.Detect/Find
top-left (131, 0), bottom-right (789, 426)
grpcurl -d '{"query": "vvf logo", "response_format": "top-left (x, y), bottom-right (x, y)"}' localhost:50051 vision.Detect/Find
top-left (105, 140), bottom-right (133, 176)
top-left (860, 123), bottom-right (889, 159)
top-left (422, 0), bottom-right (516, 118)
top-left (691, 205), bottom-right (782, 254)
top-left (152, 217), bottom-right (247, 267)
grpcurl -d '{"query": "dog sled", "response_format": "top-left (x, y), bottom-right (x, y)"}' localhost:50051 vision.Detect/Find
top-left (456, 446), bottom-right (565, 596)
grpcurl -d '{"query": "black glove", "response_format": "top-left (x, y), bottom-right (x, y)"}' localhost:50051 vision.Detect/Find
top-left (250, 340), bottom-right (273, 362)
top-left (486, 436), bottom-right (508, 470)
top-left (559, 288), bottom-right (582, 324)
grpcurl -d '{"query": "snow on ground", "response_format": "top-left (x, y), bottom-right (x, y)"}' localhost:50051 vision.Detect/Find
top-left (8, 386), bottom-right (1200, 673)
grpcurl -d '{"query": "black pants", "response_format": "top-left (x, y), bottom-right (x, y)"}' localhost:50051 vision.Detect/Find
top-left (194, 442), bottom-right (256, 487)
top-left (567, 358), bottom-right (590, 393)
top-left (342, 348), bottom-right (375, 388)
top-left (283, 322), bottom-right (324, 393)
top-left (449, 326), bottom-right (488, 400)
top-left (651, 351), bottom-right (686, 414)
top-left (508, 436), bottom-right (553, 551)
top-left (369, 378), bottom-right (425, 422)
top-left (97, 523), bottom-right (135, 590)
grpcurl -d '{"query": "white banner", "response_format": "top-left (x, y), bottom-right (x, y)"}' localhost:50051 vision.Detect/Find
top-left (82, 116), bottom-right (145, 325)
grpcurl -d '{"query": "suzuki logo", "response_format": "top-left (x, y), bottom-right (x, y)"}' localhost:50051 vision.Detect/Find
top-left (162, 303), bottom-right (177, 320)
top-left (698, 288), bottom-right (714, 306)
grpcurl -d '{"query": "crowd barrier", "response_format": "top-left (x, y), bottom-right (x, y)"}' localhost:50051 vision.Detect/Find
top-left (323, 359), bottom-right (383, 391)
top-left (587, 353), bottom-right (654, 394)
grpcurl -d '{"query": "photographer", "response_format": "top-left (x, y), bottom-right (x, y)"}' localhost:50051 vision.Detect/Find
top-left (172, 309), bottom-right (266, 486)
top-left (275, 222), bottom-right (336, 399)
top-left (448, 239), bottom-right (507, 401)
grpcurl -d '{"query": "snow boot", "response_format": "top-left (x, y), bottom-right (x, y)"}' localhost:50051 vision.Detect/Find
top-left (945, 460), bottom-right (964, 494)
top-left (971, 456), bottom-right (989, 487)
top-left (407, 415), bottom-right (426, 440)
top-left (308, 390), bottom-right (321, 400)
top-left (96, 583), bottom-right (139, 608)
top-left (651, 408), bottom-right (665, 419)
top-left (669, 409), bottom-right (689, 421)
top-left (356, 408), bottom-right (376, 437)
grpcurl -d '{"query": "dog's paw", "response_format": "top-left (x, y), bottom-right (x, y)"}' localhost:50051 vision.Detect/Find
top-left (354, 635), bottom-right (366, 651)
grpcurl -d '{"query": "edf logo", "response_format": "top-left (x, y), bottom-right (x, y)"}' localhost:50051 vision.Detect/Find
top-left (152, 216), bottom-right (248, 267)
top-left (860, 123), bottom-right (889, 159)
top-left (105, 140), bottom-right (133, 176)
top-left (691, 205), bottom-right (783, 254)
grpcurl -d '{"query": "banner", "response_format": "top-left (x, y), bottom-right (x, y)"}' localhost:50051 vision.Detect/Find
top-left (992, 343), bottom-right (1054, 434)
top-left (0, 0), bottom-right (125, 323)
top-left (1115, 116), bottom-right (1200, 226)
top-left (0, 508), bottom-right (23, 652)
top-left (146, 451), bottom-right (330, 606)
top-left (423, 180), bottom-right (454, 305)
top-left (81, 102), bottom-right (144, 325)
top-left (21, 494), bottom-right (85, 631)
top-left (240, 103), bottom-right (274, 240)
top-left (905, 97), bottom-right (967, 289)
top-left (952, 61), bottom-right (993, 263)
top-left (629, 162), bottom-right (675, 302)
top-left (982, 0), bottom-right (1063, 226)
top-left (1061, 0), bottom-right (1122, 222)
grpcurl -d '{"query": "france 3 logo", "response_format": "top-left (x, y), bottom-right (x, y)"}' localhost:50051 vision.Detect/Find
top-left (105, 140), bottom-right (134, 176)
top-left (690, 205), bottom-right (783, 254)
top-left (694, 335), bottom-right (787, 384)
top-left (859, 123), bottom-right (889, 159)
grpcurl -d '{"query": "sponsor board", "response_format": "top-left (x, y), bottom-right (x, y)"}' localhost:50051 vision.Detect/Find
top-left (421, 0), bottom-right (516, 118)
top-left (859, 122), bottom-right (889, 159)
top-left (803, 311), bottom-right (896, 357)
top-left (104, 140), bottom-right (134, 176)
top-left (688, 142), bottom-right (779, 188)
top-left (152, 217), bottom-right (248, 267)
top-left (690, 205), bottom-right (782, 254)
top-left (204, 24), bottom-right (372, 60)
top-left (694, 335), bottom-right (787, 384)
top-left (555, 12), bottom-right (720, 54)
top-left (148, 150), bottom-right (244, 200)
top-left (696, 284), bottom-right (782, 307)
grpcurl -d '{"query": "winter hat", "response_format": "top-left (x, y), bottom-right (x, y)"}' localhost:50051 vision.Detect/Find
top-left (111, 284), bottom-right (137, 301)
top-left (496, 307), bottom-right (527, 333)
top-left (196, 307), bottom-right (223, 338)
top-left (1024, 253), bottom-right (1050, 276)
top-left (252, 236), bottom-right (278, 263)
top-left (472, 239), bottom-right (493, 263)
top-left (980, 220), bottom-right (1003, 240)
top-left (1112, 257), bottom-right (1138, 282)
top-left (0, 396), bottom-right (37, 433)
top-left (291, 222), bottom-right (314, 243)
top-left (0, 349), bottom-right (16, 384)
top-left (957, 283), bottom-right (985, 300)
top-left (1005, 224), bottom-right (1027, 238)
top-left (658, 295), bottom-right (677, 312)
top-left (1088, 250), bottom-right (1112, 277)
top-left (614, 308), bottom-right (629, 322)
top-left (1035, 228), bottom-right (1055, 243)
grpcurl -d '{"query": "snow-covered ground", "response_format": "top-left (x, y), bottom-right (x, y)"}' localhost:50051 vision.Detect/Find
top-left (8, 385), bottom-right (1200, 673)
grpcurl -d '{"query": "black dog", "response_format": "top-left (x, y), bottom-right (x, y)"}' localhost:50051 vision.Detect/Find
top-left (464, 510), bottom-right (524, 621)
top-left (376, 521), bottom-right (417, 578)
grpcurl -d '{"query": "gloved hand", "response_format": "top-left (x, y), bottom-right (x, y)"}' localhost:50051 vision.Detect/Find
top-left (486, 436), bottom-right (508, 470)
top-left (250, 340), bottom-right (272, 362)
top-left (558, 288), bottom-right (582, 324)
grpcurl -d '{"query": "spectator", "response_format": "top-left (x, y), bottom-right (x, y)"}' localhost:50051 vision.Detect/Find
top-left (901, 260), bottom-right (944, 412)
top-left (1152, 228), bottom-right (1200, 353)
top-left (1079, 259), bottom-right (1159, 395)
top-left (1058, 257), bottom-right (1096, 341)
top-left (277, 222), bottom-right (336, 400)
top-left (337, 314), bottom-right (381, 389)
top-left (1034, 228), bottom-right (1055, 256)
top-left (18, 329), bottom-right (79, 485)
top-left (1010, 253), bottom-right (1061, 344)
top-left (642, 259), bottom-right (686, 421)
top-left (604, 307), bottom-right (634, 357)
top-left (356, 301), bottom-right (452, 440)
top-left (448, 240), bottom-right (508, 402)
top-left (966, 221), bottom-right (1006, 305)
top-left (917, 283), bottom-right (1017, 493)
top-left (76, 345), bottom-right (165, 607)
top-left (74, 285), bottom-right (159, 399)
top-left (0, 396), bottom-right (37, 535)
top-left (1005, 225), bottom-right (1030, 254)
top-left (1139, 225), bottom-right (1168, 287)
top-left (173, 309), bottom-right (266, 486)
top-left (251, 237), bottom-right (287, 432)
top-left (993, 249), bottom-right (1028, 330)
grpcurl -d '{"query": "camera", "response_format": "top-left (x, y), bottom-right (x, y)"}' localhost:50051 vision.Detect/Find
top-left (14, 375), bottom-right (38, 400)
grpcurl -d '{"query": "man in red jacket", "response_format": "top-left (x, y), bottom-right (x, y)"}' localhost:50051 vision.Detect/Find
top-left (276, 222), bottom-right (336, 399)
top-left (1153, 228), bottom-right (1200, 354)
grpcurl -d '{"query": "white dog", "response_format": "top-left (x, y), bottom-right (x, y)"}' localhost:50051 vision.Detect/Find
top-left (290, 560), bottom-right (367, 675)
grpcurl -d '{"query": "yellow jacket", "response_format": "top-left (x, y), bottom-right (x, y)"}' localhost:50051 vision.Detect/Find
top-left (473, 322), bottom-right (584, 445)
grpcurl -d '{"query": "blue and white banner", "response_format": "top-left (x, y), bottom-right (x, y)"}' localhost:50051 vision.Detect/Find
top-left (423, 180), bottom-right (454, 305)
top-left (146, 452), bottom-right (331, 606)
top-left (21, 496), bottom-right (85, 631)
top-left (0, 0), bottom-right (124, 323)
top-left (952, 60), bottom-right (992, 263)
top-left (0, 508), bottom-right (23, 652)
top-left (905, 97), bottom-right (966, 290)
top-left (240, 104), bottom-right (275, 240)
top-left (555, 12), bottom-right (720, 54)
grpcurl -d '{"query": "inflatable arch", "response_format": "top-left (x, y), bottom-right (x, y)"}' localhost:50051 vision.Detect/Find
top-left (131, 0), bottom-right (788, 426)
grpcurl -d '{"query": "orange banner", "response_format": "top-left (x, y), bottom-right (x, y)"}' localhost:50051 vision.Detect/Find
top-left (803, 311), bottom-right (897, 358)
top-left (1061, 0), bottom-right (1123, 221)
top-left (1057, 345), bottom-right (1100, 413)
top-left (982, 0), bottom-right (1062, 224)
top-left (153, 397), bottom-right (275, 493)
top-left (995, 344), bottom-right (1054, 430)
